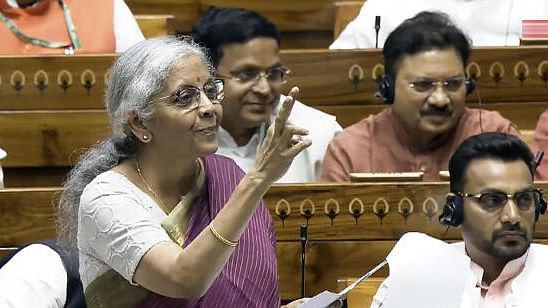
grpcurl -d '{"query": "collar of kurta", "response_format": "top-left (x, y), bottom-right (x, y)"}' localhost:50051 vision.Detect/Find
top-left (387, 106), bottom-right (465, 153)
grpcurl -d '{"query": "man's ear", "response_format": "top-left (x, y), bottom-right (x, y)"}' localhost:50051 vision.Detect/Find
top-left (127, 110), bottom-right (152, 143)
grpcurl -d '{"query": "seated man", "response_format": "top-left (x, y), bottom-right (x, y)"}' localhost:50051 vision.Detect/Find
top-left (0, 241), bottom-right (85, 307)
top-left (321, 12), bottom-right (520, 182)
top-left (532, 109), bottom-right (548, 180)
top-left (371, 132), bottom-right (548, 307)
top-left (191, 7), bottom-right (342, 183)
top-left (0, 0), bottom-right (144, 55)
top-left (330, 0), bottom-right (548, 49)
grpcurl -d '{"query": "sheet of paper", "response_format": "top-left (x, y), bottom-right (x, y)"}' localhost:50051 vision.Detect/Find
top-left (299, 290), bottom-right (341, 308)
top-left (383, 232), bottom-right (470, 308)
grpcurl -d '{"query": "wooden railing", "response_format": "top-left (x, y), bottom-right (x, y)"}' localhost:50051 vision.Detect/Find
top-left (1, 48), bottom-right (547, 185)
top-left (3, 182), bottom-right (548, 299)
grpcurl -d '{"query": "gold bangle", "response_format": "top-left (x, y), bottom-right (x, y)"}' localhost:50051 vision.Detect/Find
top-left (209, 224), bottom-right (238, 247)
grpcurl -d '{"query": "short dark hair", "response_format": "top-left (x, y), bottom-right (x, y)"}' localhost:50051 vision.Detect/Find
top-left (449, 132), bottom-right (534, 193)
top-left (383, 11), bottom-right (471, 79)
top-left (190, 7), bottom-right (281, 67)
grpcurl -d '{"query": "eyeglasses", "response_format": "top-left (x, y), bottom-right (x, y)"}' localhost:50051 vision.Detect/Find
top-left (219, 66), bottom-right (290, 86)
top-left (408, 77), bottom-right (466, 93)
top-left (149, 78), bottom-right (225, 111)
top-left (458, 189), bottom-right (541, 212)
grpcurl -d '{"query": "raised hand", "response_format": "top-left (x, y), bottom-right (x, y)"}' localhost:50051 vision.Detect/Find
top-left (250, 86), bottom-right (312, 185)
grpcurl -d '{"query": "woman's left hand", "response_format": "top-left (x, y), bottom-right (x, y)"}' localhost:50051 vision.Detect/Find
top-left (250, 86), bottom-right (312, 187)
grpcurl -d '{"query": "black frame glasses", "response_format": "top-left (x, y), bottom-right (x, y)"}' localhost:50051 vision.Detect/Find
top-left (149, 78), bottom-right (225, 111)
top-left (457, 189), bottom-right (542, 212)
top-left (219, 66), bottom-right (290, 85)
top-left (408, 76), bottom-right (467, 93)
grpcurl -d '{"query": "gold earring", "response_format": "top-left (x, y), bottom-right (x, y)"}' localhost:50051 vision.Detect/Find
top-left (143, 135), bottom-right (148, 140)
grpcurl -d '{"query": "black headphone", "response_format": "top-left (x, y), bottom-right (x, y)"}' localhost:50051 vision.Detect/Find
top-left (439, 191), bottom-right (548, 227)
top-left (377, 75), bottom-right (477, 104)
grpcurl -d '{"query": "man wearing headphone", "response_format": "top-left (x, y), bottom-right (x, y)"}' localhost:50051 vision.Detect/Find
top-left (321, 11), bottom-right (520, 182)
top-left (371, 132), bottom-right (548, 307)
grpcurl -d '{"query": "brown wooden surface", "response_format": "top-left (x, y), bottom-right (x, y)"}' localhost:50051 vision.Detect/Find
top-left (126, 0), bottom-right (334, 31)
top-left (135, 14), bottom-right (176, 38)
top-left (126, 0), bottom-right (335, 49)
top-left (333, 1), bottom-right (364, 38)
top-left (4, 183), bottom-right (548, 298)
top-left (0, 54), bottom-right (115, 110)
top-left (125, 0), bottom-right (200, 32)
top-left (264, 182), bottom-right (548, 241)
top-left (0, 111), bottom-right (110, 168)
top-left (338, 277), bottom-right (384, 308)
top-left (280, 47), bottom-right (548, 106)
top-left (1, 48), bottom-right (547, 109)
top-left (1, 48), bottom-right (547, 171)
top-left (3, 167), bottom-right (69, 187)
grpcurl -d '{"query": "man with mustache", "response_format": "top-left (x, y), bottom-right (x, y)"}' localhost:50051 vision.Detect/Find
top-left (371, 132), bottom-right (548, 307)
top-left (191, 7), bottom-right (343, 183)
top-left (321, 11), bottom-right (520, 182)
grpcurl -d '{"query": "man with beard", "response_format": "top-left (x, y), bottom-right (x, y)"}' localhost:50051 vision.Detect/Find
top-left (321, 12), bottom-right (520, 182)
top-left (371, 132), bottom-right (548, 307)
top-left (191, 7), bottom-right (342, 183)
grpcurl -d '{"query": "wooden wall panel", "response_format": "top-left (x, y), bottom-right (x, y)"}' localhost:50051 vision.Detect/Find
top-left (2, 48), bottom-right (546, 110)
top-left (1, 49), bottom-right (547, 173)
top-left (3, 183), bottom-right (548, 299)
top-left (0, 111), bottom-right (111, 168)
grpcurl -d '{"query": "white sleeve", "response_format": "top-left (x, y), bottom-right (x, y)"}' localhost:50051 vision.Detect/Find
top-left (78, 177), bottom-right (172, 283)
top-left (0, 163), bottom-right (4, 189)
top-left (0, 147), bottom-right (6, 189)
top-left (329, 0), bottom-right (379, 49)
top-left (0, 244), bottom-right (67, 308)
top-left (113, 0), bottom-right (145, 52)
top-left (370, 277), bottom-right (389, 308)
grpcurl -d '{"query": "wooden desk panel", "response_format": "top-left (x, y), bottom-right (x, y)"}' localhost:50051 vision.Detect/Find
top-left (3, 183), bottom-right (548, 298)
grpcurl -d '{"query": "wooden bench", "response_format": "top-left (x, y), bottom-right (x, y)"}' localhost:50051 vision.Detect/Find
top-left (1, 47), bottom-right (547, 186)
top-left (126, 0), bottom-right (337, 49)
top-left (135, 14), bottom-right (176, 38)
top-left (333, 1), bottom-right (364, 39)
top-left (3, 182), bottom-right (548, 299)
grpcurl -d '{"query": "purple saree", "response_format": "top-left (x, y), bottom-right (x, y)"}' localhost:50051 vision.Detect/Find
top-left (136, 154), bottom-right (280, 308)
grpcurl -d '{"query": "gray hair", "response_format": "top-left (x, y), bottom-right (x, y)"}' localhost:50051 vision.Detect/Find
top-left (57, 37), bottom-right (211, 251)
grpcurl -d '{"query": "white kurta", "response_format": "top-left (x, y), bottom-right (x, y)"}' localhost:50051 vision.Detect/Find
top-left (216, 96), bottom-right (343, 183)
top-left (0, 244), bottom-right (67, 308)
top-left (371, 233), bottom-right (548, 307)
top-left (330, 0), bottom-right (548, 49)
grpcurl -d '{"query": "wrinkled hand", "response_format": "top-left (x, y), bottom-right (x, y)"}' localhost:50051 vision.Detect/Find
top-left (250, 86), bottom-right (312, 186)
